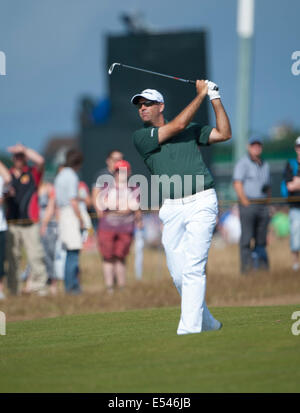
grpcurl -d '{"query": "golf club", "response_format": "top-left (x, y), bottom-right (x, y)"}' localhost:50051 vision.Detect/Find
top-left (108, 62), bottom-right (219, 90)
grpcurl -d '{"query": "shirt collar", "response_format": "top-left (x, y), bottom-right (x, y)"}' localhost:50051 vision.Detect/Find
top-left (247, 153), bottom-right (264, 166)
top-left (143, 119), bottom-right (168, 128)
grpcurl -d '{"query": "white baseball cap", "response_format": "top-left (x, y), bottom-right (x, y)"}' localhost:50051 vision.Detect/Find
top-left (131, 89), bottom-right (164, 105)
top-left (295, 136), bottom-right (300, 146)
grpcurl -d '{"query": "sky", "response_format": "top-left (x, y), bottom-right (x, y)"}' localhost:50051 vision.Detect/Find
top-left (0, 0), bottom-right (299, 154)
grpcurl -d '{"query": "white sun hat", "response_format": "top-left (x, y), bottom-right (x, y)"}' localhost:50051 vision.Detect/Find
top-left (131, 89), bottom-right (164, 105)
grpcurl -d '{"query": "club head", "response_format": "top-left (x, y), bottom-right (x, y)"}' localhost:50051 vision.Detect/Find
top-left (108, 62), bottom-right (120, 75)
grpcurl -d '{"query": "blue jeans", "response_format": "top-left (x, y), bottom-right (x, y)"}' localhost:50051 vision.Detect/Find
top-left (64, 250), bottom-right (81, 294)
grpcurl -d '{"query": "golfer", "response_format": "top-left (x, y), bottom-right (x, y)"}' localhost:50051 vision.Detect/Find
top-left (131, 80), bottom-right (231, 335)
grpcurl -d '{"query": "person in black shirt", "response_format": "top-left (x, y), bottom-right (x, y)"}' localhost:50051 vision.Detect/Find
top-left (5, 144), bottom-right (48, 295)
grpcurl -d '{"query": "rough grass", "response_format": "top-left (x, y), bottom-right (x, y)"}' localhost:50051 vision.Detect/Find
top-left (1, 237), bottom-right (300, 322)
top-left (1, 305), bottom-right (299, 392)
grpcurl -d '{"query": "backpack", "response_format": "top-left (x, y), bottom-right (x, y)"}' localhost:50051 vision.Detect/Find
top-left (281, 159), bottom-right (298, 197)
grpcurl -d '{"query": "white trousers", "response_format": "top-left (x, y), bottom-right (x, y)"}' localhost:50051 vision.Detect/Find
top-left (159, 188), bottom-right (219, 335)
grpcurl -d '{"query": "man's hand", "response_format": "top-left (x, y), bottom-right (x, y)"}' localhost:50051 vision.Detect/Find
top-left (287, 176), bottom-right (300, 192)
top-left (6, 186), bottom-right (16, 198)
top-left (206, 81), bottom-right (221, 101)
top-left (233, 181), bottom-right (250, 207)
top-left (7, 144), bottom-right (45, 169)
top-left (241, 198), bottom-right (250, 207)
top-left (196, 80), bottom-right (208, 97)
top-left (7, 143), bottom-right (26, 154)
top-left (40, 222), bottom-right (47, 237)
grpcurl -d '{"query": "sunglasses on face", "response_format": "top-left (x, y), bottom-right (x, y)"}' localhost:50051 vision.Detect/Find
top-left (137, 100), bottom-right (158, 109)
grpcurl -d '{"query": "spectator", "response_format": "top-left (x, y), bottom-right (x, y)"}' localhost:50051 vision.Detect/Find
top-left (269, 206), bottom-right (290, 240)
top-left (39, 179), bottom-right (58, 294)
top-left (95, 160), bottom-right (142, 293)
top-left (233, 137), bottom-right (271, 274)
top-left (20, 178), bottom-right (58, 294)
top-left (78, 180), bottom-right (93, 244)
top-left (91, 149), bottom-right (123, 218)
top-left (52, 164), bottom-right (67, 282)
top-left (218, 204), bottom-right (241, 244)
top-left (54, 149), bottom-right (84, 294)
top-left (0, 161), bottom-right (11, 300)
top-left (5, 144), bottom-right (48, 295)
top-left (282, 136), bottom-right (300, 271)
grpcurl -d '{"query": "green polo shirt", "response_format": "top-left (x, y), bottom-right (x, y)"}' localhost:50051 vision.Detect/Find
top-left (133, 122), bottom-right (215, 199)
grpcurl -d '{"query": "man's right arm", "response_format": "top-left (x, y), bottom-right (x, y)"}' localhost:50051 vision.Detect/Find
top-left (158, 80), bottom-right (208, 144)
top-left (233, 160), bottom-right (250, 207)
top-left (233, 181), bottom-right (250, 207)
top-left (7, 144), bottom-right (45, 169)
top-left (70, 198), bottom-right (84, 228)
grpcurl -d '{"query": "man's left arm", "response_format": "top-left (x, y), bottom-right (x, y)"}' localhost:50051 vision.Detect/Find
top-left (200, 83), bottom-right (231, 144)
top-left (24, 146), bottom-right (45, 170)
top-left (208, 99), bottom-right (232, 144)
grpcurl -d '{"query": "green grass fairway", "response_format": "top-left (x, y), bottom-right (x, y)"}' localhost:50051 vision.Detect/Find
top-left (1, 305), bottom-right (300, 392)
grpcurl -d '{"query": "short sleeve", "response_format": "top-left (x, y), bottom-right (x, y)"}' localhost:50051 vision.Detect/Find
top-left (68, 172), bottom-right (79, 199)
top-left (133, 127), bottom-right (160, 160)
top-left (283, 161), bottom-right (293, 183)
top-left (31, 166), bottom-right (43, 186)
top-left (78, 181), bottom-right (89, 198)
top-left (233, 159), bottom-right (246, 182)
top-left (194, 124), bottom-right (213, 146)
top-left (266, 163), bottom-right (271, 185)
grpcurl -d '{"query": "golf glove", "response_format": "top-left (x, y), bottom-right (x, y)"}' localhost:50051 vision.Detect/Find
top-left (205, 80), bottom-right (221, 100)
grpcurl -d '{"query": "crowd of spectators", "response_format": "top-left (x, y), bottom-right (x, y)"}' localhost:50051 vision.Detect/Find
top-left (0, 136), bottom-right (299, 299)
top-left (0, 145), bottom-right (143, 299)
top-left (232, 135), bottom-right (300, 274)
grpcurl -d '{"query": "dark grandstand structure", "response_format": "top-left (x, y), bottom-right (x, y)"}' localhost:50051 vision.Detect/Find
top-left (78, 30), bottom-right (212, 188)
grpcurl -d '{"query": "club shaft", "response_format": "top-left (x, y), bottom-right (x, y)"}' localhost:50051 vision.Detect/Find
top-left (120, 63), bottom-right (195, 84)
top-left (110, 62), bottom-right (219, 90)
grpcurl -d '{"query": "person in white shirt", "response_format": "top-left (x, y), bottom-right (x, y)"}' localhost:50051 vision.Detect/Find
top-left (0, 161), bottom-right (12, 300)
top-left (54, 150), bottom-right (84, 294)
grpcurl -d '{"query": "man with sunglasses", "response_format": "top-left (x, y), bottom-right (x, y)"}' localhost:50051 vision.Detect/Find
top-left (131, 82), bottom-right (231, 335)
